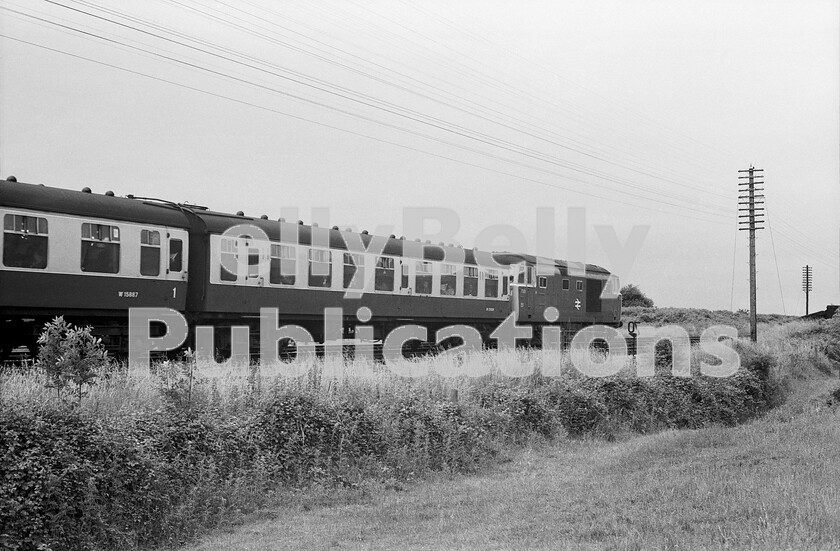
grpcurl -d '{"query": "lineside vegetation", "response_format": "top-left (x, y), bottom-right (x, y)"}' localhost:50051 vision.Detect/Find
top-left (1, 316), bottom-right (837, 551)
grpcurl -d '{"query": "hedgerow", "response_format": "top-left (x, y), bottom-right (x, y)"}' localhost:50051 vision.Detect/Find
top-left (2, 318), bottom-right (835, 550)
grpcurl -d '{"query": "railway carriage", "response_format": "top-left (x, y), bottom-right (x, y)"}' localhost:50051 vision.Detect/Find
top-left (0, 178), bottom-right (621, 359)
top-left (0, 180), bottom-right (189, 356)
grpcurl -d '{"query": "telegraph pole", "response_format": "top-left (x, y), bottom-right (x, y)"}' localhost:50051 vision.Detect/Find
top-left (738, 166), bottom-right (764, 342)
top-left (802, 265), bottom-right (812, 315)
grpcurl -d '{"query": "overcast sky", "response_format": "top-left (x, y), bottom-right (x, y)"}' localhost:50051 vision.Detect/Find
top-left (1, 0), bottom-right (838, 314)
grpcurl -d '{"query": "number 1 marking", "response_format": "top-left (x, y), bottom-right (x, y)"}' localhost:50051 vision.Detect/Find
top-left (173, 287), bottom-right (177, 299)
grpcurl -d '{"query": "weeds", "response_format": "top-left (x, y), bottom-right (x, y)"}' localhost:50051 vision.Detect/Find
top-left (1, 317), bottom-right (837, 551)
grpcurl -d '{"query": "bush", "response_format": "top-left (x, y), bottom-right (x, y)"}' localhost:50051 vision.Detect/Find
top-left (36, 317), bottom-right (109, 403)
top-left (0, 406), bottom-right (172, 551)
top-left (620, 284), bottom-right (654, 307)
top-left (0, 333), bottom-right (793, 550)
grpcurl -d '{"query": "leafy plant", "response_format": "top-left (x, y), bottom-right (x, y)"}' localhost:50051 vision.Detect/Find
top-left (620, 283), bottom-right (654, 307)
top-left (35, 316), bottom-right (109, 403)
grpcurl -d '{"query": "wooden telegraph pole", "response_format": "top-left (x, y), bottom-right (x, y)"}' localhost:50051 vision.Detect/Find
top-left (802, 265), bottom-right (812, 315)
top-left (738, 167), bottom-right (764, 342)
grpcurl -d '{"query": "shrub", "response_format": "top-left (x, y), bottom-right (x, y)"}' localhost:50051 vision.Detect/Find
top-left (35, 317), bottom-right (109, 403)
top-left (620, 284), bottom-right (654, 307)
top-left (0, 406), bottom-right (172, 551)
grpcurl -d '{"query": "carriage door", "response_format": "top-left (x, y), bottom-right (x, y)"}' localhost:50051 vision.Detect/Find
top-left (165, 232), bottom-right (187, 281)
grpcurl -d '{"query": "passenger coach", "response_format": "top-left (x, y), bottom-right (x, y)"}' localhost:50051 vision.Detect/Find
top-left (0, 178), bottom-right (621, 359)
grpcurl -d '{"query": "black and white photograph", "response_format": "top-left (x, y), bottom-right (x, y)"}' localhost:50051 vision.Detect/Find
top-left (1, 1), bottom-right (838, 549)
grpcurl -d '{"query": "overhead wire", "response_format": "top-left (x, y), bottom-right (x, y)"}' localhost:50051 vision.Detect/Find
top-left (764, 203), bottom-right (786, 315)
top-left (3, 3), bottom-right (734, 220)
top-left (0, 31), bottom-right (730, 225)
top-left (76, 0), bottom-right (733, 213)
top-left (180, 0), bottom-right (732, 204)
top-left (287, 0), bottom-right (726, 183)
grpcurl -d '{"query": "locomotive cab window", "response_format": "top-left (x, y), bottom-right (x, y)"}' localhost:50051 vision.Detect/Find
top-left (562, 279), bottom-right (570, 291)
top-left (3, 214), bottom-right (48, 269)
top-left (270, 244), bottom-right (295, 285)
top-left (308, 249), bottom-right (331, 288)
top-left (140, 229), bottom-right (161, 276)
top-left (538, 276), bottom-right (548, 289)
top-left (464, 266), bottom-right (478, 297)
top-left (576, 280), bottom-right (584, 291)
top-left (81, 223), bottom-right (120, 274)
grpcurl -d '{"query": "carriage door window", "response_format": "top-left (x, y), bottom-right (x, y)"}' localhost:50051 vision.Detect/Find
top-left (344, 253), bottom-right (363, 289)
top-left (375, 257), bottom-right (394, 291)
top-left (220, 237), bottom-right (238, 281)
top-left (415, 261), bottom-right (432, 294)
top-left (247, 245), bottom-right (261, 279)
top-left (308, 249), bottom-right (332, 287)
top-left (140, 230), bottom-right (161, 276)
top-left (464, 266), bottom-right (478, 297)
top-left (440, 264), bottom-right (457, 295)
top-left (81, 223), bottom-right (120, 273)
top-left (168, 238), bottom-right (183, 273)
top-left (484, 269), bottom-right (499, 298)
top-left (270, 244), bottom-right (296, 285)
top-left (3, 214), bottom-right (48, 269)
top-left (401, 262), bottom-right (409, 289)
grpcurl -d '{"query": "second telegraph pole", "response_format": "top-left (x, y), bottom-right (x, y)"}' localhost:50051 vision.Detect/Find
top-left (802, 265), bottom-right (813, 315)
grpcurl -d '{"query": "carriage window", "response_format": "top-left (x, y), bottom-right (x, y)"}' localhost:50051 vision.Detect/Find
top-left (416, 261), bottom-right (432, 294)
top-left (247, 248), bottom-right (261, 278)
top-left (562, 279), bottom-right (570, 291)
top-left (538, 276), bottom-right (548, 289)
top-left (576, 280), bottom-right (584, 292)
top-left (375, 256), bottom-right (395, 291)
top-left (440, 264), bottom-right (457, 296)
top-left (344, 253), bottom-right (363, 289)
top-left (308, 249), bottom-right (331, 287)
top-left (484, 270), bottom-right (499, 298)
top-left (3, 214), bottom-right (48, 269)
top-left (81, 223), bottom-right (120, 273)
top-left (270, 244), bottom-right (295, 285)
top-left (140, 229), bottom-right (161, 276)
top-left (220, 237), bottom-right (237, 281)
top-left (464, 266), bottom-right (478, 297)
top-left (169, 238), bottom-right (183, 272)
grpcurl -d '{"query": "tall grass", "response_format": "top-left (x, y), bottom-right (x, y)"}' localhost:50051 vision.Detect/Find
top-left (1, 317), bottom-right (837, 551)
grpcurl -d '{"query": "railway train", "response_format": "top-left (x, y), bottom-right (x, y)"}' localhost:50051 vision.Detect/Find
top-left (0, 177), bottom-right (622, 360)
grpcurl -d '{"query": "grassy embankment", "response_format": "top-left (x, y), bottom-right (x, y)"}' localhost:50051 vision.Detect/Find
top-left (182, 318), bottom-right (840, 551)
top-left (621, 305), bottom-right (797, 336)
top-left (1, 312), bottom-right (837, 550)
